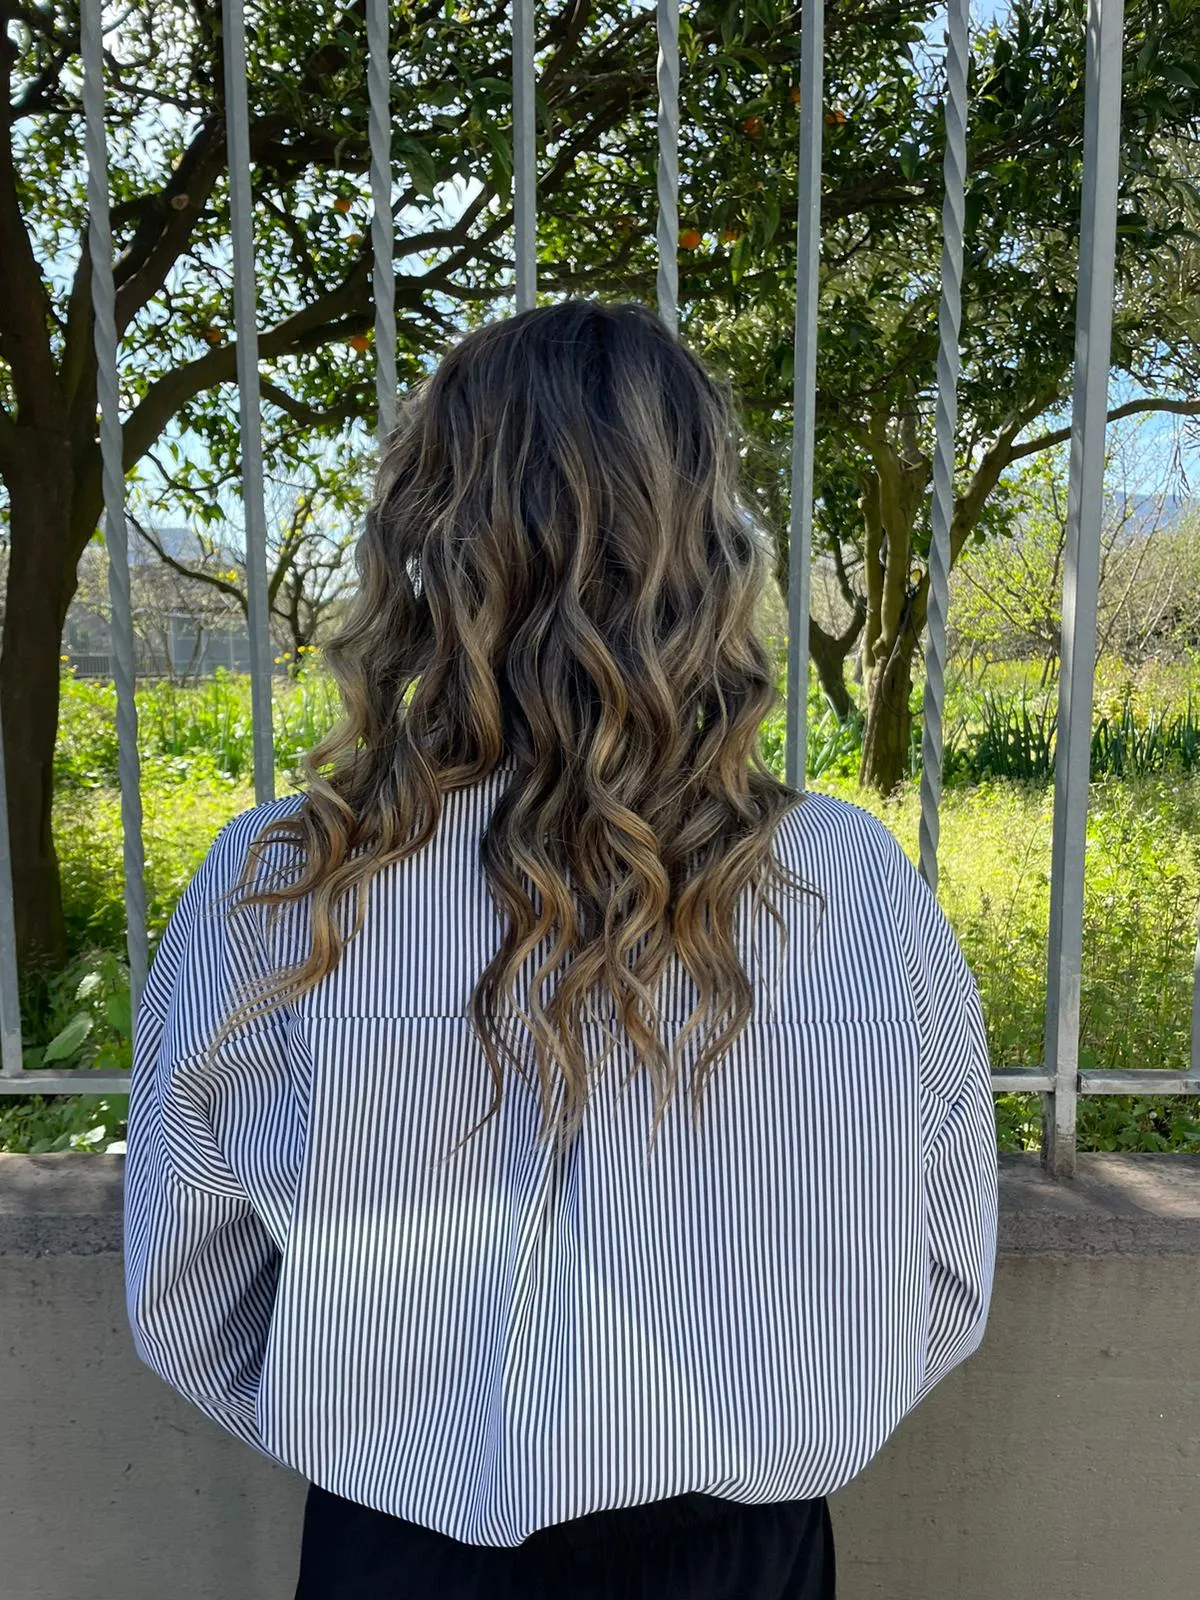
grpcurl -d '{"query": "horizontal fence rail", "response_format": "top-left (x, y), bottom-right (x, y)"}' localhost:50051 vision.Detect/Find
top-left (1, 0), bottom-right (1199, 1180)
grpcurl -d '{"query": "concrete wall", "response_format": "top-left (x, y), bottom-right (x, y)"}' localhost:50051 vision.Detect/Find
top-left (2, 1151), bottom-right (1198, 1600)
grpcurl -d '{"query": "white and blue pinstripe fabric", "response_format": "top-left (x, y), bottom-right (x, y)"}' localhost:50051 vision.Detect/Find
top-left (123, 765), bottom-right (998, 1546)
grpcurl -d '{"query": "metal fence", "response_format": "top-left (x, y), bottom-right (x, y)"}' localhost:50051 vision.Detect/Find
top-left (1, 0), bottom-right (1197, 1179)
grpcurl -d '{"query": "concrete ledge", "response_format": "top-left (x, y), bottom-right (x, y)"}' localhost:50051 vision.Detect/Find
top-left (993, 1151), bottom-right (1200, 1253)
top-left (5, 1150), bottom-right (1200, 1257)
top-left (3, 1151), bottom-right (1200, 1599)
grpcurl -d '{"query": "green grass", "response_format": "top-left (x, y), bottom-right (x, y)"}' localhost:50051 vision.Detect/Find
top-left (56, 666), bottom-right (340, 792)
top-left (5, 663), bottom-right (1200, 1156)
top-left (810, 772), bottom-right (1200, 1154)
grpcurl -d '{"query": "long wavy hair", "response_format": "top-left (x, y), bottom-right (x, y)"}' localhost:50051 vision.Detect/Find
top-left (215, 298), bottom-right (811, 1154)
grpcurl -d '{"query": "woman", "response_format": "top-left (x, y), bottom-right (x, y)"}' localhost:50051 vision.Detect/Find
top-left (123, 298), bottom-right (998, 1599)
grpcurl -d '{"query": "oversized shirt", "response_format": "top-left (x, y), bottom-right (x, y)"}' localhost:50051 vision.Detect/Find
top-left (122, 765), bottom-right (998, 1546)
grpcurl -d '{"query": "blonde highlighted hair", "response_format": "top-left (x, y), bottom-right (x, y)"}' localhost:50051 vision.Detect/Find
top-left (216, 298), bottom-right (811, 1152)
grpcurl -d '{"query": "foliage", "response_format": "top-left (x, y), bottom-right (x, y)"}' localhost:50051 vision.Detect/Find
top-left (1, 947), bottom-right (132, 1155)
top-left (820, 772), bottom-right (1200, 1154)
top-left (4, 0), bottom-right (944, 959)
top-left (938, 686), bottom-right (1200, 783)
top-left (695, 0), bottom-right (1200, 789)
top-left (6, 663), bottom-right (1200, 1155)
top-left (950, 438), bottom-right (1200, 673)
top-left (55, 661), bottom-right (341, 791)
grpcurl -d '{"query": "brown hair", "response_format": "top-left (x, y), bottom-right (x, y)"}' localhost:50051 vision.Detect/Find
top-left (217, 298), bottom-right (810, 1153)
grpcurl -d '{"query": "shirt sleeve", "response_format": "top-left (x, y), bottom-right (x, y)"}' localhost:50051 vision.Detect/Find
top-left (122, 814), bottom-right (295, 1470)
top-left (909, 958), bottom-right (999, 1406)
top-left (877, 822), bottom-right (1000, 1409)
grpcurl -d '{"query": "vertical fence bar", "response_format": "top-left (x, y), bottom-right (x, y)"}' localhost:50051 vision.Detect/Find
top-left (221, 0), bottom-right (275, 802)
top-left (784, 0), bottom-right (823, 793)
top-left (81, 0), bottom-right (149, 1012)
top-left (367, 0), bottom-right (397, 443)
top-left (655, 0), bottom-right (679, 336)
top-left (0, 709), bottom-right (22, 1079)
top-left (1193, 901), bottom-right (1200, 1073)
top-left (1042, 0), bottom-right (1124, 1180)
top-left (917, 0), bottom-right (970, 895)
top-left (512, 0), bottom-right (537, 311)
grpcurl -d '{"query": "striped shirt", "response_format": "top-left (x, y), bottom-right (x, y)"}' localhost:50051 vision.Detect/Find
top-left (123, 764), bottom-right (998, 1546)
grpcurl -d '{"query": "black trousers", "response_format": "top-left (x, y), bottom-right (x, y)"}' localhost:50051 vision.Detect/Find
top-left (293, 1480), bottom-right (836, 1599)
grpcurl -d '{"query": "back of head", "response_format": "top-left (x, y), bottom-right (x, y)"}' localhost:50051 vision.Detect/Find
top-left (233, 298), bottom-right (809, 1150)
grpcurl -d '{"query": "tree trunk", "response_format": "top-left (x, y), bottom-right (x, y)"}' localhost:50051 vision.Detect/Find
top-left (772, 533), bottom-right (862, 722)
top-left (1, 448), bottom-right (79, 972)
top-left (859, 643), bottom-right (914, 796)
top-left (809, 618), bottom-right (856, 720)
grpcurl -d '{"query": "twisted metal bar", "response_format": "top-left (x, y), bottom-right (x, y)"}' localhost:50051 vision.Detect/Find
top-left (655, 0), bottom-right (679, 336)
top-left (367, 0), bottom-right (397, 443)
top-left (784, 0), bottom-right (823, 792)
top-left (512, 0), bottom-right (537, 310)
top-left (1043, 0), bottom-right (1126, 1179)
top-left (82, 0), bottom-right (148, 1011)
top-left (221, 0), bottom-right (275, 802)
top-left (917, 0), bottom-right (970, 894)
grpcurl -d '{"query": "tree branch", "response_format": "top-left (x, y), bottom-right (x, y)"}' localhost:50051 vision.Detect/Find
top-left (259, 379), bottom-right (364, 430)
top-left (111, 120), bottom-right (228, 331)
top-left (121, 265), bottom-right (372, 468)
top-left (1009, 394), bottom-right (1200, 462)
top-left (131, 515), bottom-right (247, 610)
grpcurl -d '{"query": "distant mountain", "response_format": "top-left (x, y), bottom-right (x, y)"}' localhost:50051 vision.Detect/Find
top-left (130, 522), bottom-right (244, 569)
top-left (1108, 494), bottom-right (1194, 537)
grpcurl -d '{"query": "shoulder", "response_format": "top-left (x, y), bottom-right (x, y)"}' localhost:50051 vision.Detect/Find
top-left (772, 788), bottom-right (911, 881)
top-left (196, 792), bottom-right (310, 895)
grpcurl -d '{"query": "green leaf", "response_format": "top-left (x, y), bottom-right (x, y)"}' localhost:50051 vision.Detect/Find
top-left (75, 971), bottom-right (103, 1002)
top-left (397, 136), bottom-right (438, 198)
top-left (105, 991), bottom-right (132, 1037)
top-left (42, 1013), bottom-right (93, 1064)
top-left (730, 232), bottom-right (751, 286)
top-left (762, 190), bottom-right (780, 244)
top-left (480, 119), bottom-right (513, 181)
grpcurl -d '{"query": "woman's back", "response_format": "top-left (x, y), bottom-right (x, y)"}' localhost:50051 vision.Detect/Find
top-left (126, 765), bottom-right (996, 1545)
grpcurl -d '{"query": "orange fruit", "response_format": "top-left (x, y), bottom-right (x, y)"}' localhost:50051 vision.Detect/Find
top-left (345, 232), bottom-right (363, 245)
top-left (679, 228), bottom-right (703, 250)
top-left (789, 87), bottom-right (801, 105)
top-left (741, 114), bottom-right (764, 136)
top-left (720, 227), bottom-right (741, 244)
top-left (824, 108), bottom-right (848, 126)
top-left (202, 329), bottom-right (221, 344)
top-left (334, 196), bottom-right (353, 213)
top-left (348, 334), bottom-right (370, 352)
